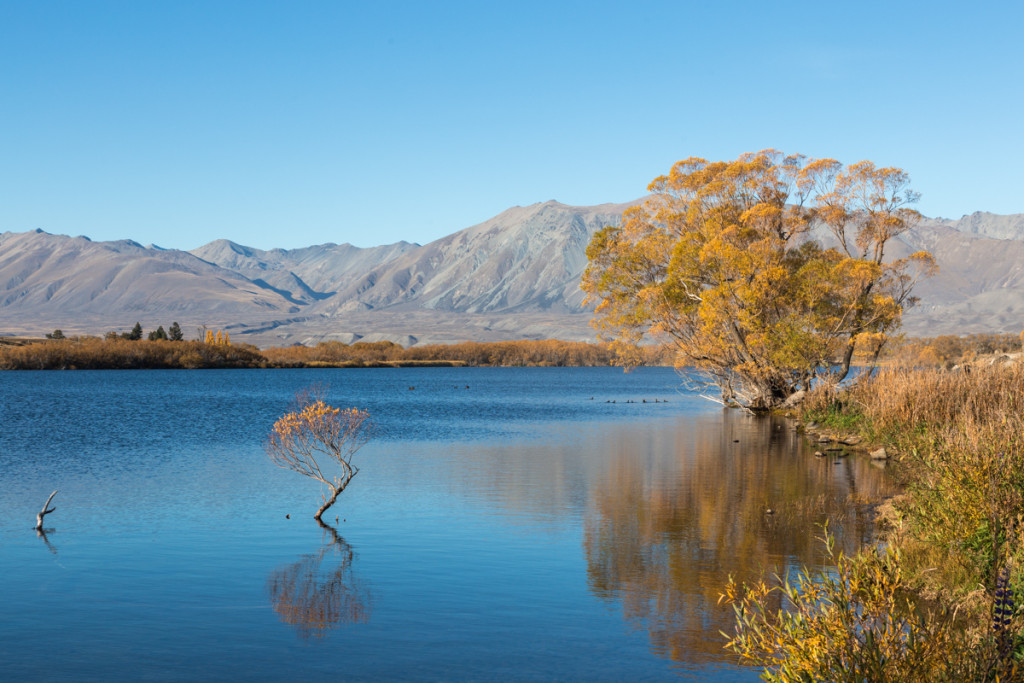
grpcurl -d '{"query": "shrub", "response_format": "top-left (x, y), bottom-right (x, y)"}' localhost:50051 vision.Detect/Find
top-left (721, 531), bottom-right (1021, 682)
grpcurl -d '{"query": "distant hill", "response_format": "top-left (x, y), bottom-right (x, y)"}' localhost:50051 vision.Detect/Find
top-left (189, 239), bottom-right (417, 305)
top-left (0, 230), bottom-right (296, 330)
top-left (1, 202), bottom-right (1022, 346)
top-left (309, 200), bottom-right (635, 316)
top-left (902, 215), bottom-right (1024, 334)
top-left (930, 212), bottom-right (1024, 241)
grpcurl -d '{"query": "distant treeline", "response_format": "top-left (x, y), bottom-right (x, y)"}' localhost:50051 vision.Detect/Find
top-left (0, 336), bottom-right (673, 370)
top-left (0, 337), bottom-right (264, 370)
top-left (261, 340), bottom-right (671, 367)
top-left (3, 331), bottom-right (1021, 371)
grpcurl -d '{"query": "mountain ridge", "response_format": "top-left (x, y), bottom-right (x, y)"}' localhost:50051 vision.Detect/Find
top-left (2, 200), bottom-right (1023, 346)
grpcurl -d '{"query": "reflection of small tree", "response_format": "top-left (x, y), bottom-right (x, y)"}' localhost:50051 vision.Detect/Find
top-left (267, 521), bottom-right (371, 639)
top-left (265, 389), bottom-right (373, 522)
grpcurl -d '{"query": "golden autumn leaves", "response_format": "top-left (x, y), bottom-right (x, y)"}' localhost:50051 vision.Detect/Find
top-left (582, 150), bottom-right (937, 410)
top-left (204, 329), bottom-right (231, 346)
top-left (265, 390), bottom-right (373, 522)
top-left (272, 402), bottom-right (367, 441)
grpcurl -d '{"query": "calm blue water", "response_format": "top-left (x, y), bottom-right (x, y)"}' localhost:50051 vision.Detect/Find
top-left (0, 368), bottom-right (895, 681)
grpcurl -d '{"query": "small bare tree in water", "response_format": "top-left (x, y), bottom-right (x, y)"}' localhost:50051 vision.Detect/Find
top-left (265, 388), bottom-right (373, 522)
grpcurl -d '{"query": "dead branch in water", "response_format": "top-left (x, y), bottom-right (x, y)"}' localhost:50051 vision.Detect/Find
top-left (35, 490), bottom-right (57, 531)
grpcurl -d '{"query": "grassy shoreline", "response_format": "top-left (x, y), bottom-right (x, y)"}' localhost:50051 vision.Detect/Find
top-left (723, 363), bottom-right (1024, 680)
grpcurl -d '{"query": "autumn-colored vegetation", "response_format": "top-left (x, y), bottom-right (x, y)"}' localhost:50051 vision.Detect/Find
top-left (265, 388), bottom-right (373, 522)
top-left (583, 150), bottom-right (935, 410)
top-left (883, 332), bottom-right (1023, 368)
top-left (723, 364), bottom-right (1024, 680)
top-left (204, 329), bottom-right (231, 345)
top-left (260, 339), bottom-right (669, 367)
top-left (722, 535), bottom-right (995, 681)
top-left (0, 335), bottom-right (668, 370)
top-left (4, 329), bottom-right (1020, 373)
top-left (584, 413), bottom-right (894, 668)
top-left (266, 525), bottom-right (370, 639)
top-left (0, 336), bottom-right (264, 369)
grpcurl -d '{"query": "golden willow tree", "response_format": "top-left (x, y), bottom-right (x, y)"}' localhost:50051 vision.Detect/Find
top-left (582, 150), bottom-right (936, 410)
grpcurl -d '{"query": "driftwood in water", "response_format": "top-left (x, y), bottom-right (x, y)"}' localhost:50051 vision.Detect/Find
top-left (35, 490), bottom-right (58, 530)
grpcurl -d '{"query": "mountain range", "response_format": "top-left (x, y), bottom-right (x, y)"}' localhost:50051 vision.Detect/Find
top-left (2, 200), bottom-right (1022, 346)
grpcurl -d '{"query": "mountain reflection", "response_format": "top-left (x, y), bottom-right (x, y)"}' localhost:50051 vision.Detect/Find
top-left (267, 522), bottom-right (371, 639)
top-left (583, 411), bottom-right (898, 667)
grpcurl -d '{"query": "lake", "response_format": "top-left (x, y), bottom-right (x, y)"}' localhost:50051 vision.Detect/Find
top-left (0, 367), bottom-right (896, 681)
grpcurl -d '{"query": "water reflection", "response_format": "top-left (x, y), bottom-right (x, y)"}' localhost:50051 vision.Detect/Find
top-left (36, 528), bottom-right (58, 555)
top-left (583, 411), bottom-right (898, 668)
top-left (266, 522), bottom-right (371, 639)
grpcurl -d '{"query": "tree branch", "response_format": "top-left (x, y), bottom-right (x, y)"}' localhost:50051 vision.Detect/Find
top-left (35, 490), bottom-right (58, 531)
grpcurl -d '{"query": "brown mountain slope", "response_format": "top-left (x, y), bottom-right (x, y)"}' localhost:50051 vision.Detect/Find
top-left (189, 239), bottom-right (417, 304)
top-left (312, 200), bottom-right (638, 316)
top-left (2, 203), bottom-right (1023, 345)
top-left (0, 230), bottom-right (299, 337)
top-left (899, 218), bottom-right (1024, 335)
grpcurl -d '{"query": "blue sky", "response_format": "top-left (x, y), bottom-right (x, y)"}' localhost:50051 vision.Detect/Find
top-left (2, 1), bottom-right (1022, 250)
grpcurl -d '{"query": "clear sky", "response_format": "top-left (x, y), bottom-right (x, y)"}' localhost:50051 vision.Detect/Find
top-left (2, 1), bottom-right (1022, 250)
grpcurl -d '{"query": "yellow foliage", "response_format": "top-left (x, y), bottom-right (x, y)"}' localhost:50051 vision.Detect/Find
top-left (721, 534), bottom-right (1019, 681)
top-left (202, 329), bottom-right (230, 346)
top-left (259, 339), bottom-right (641, 368)
top-left (265, 389), bottom-right (373, 522)
top-left (582, 150), bottom-right (936, 409)
top-left (796, 366), bottom-right (1024, 678)
top-left (0, 337), bottom-right (673, 370)
top-left (0, 336), bottom-right (263, 370)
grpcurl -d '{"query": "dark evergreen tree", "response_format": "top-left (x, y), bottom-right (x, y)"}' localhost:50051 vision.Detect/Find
top-left (148, 326), bottom-right (168, 341)
top-left (168, 322), bottom-right (183, 341)
top-left (45, 329), bottom-right (65, 339)
top-left (128, 322), bottom-right (143, 340)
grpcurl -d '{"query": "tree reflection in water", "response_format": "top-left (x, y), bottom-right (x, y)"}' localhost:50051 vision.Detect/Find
top-left (36, 528), bottom-right (58, 555)
top-left (584, 412), bottom-right (898, 668)
top-left (267, 521), bottom-right (371, 639)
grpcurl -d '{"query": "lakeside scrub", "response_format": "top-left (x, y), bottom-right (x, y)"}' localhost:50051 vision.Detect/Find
top-left (0, 336), bottom-right (671, 370)
top-left (723, 364), bottom-right (1024, 680)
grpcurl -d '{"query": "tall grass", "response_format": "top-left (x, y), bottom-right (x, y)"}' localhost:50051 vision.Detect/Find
top-left (803, 365), bottom-right (1024, 444)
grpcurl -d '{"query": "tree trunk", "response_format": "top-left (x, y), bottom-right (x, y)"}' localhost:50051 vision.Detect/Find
top-left (835, 337), bottom-right (857, 384)
top-left (314, 487), bottom-right (341, 523)
top-left (312, 461), bottom-right (358, 522)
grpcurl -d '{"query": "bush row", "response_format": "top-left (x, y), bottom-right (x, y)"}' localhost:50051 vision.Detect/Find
top-left (0, 336), bottom-right (674, 370)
